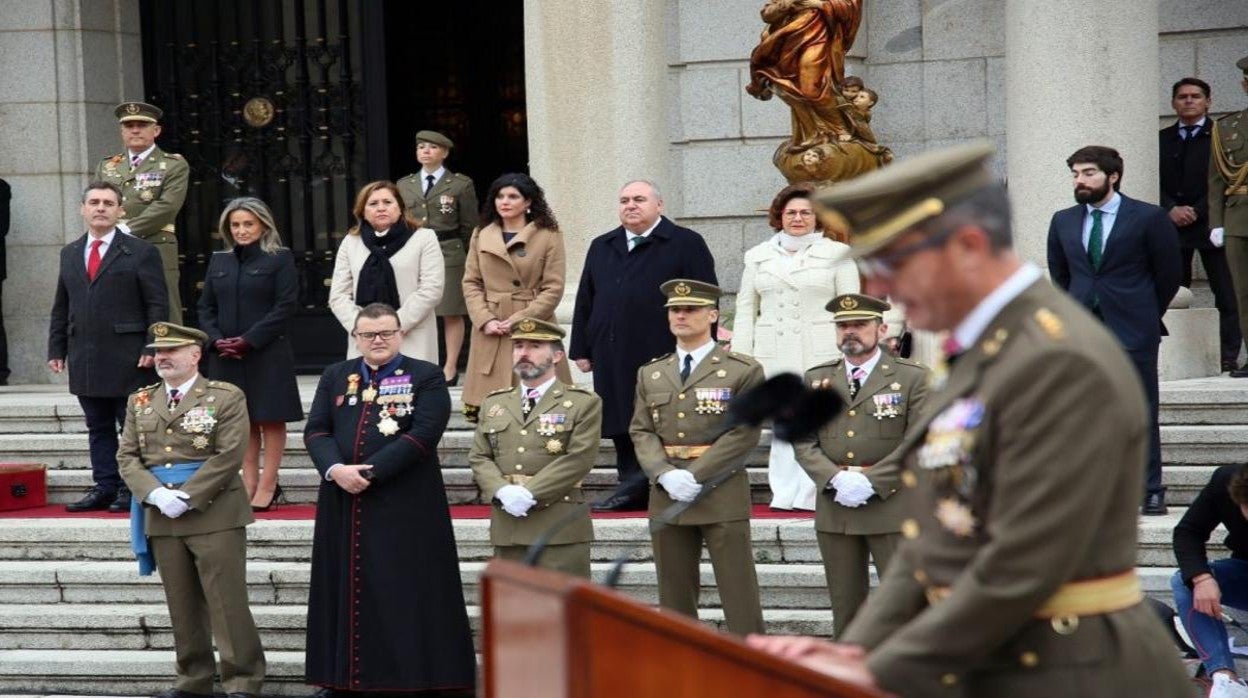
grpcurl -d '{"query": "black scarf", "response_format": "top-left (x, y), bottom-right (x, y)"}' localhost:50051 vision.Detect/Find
top-left (354, 219), bottom-right (414, 309)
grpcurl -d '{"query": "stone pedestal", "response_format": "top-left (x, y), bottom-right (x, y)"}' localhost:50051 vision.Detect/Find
top-left (1160, 308), bottom-right (1220, 380)
top-left (1005, 0), bottom-right (1160, 267)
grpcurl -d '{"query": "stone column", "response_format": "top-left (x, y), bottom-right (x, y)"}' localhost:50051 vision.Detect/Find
top-left (523, 0), bottom-right (671, 324)
top-left (0, 0), bottom-right (144, 384)
top-left (1005, 0), bottom-right (1160, 266)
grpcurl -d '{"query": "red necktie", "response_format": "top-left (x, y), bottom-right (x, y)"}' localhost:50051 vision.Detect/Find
top-left (86, 239), bottom-right (104, 281)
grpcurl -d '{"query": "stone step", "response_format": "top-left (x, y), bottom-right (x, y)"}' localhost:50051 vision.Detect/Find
top-left (0, 515), bottom-right (1214, 567)
top-left (1159, 377), bottom-right (1248, 425)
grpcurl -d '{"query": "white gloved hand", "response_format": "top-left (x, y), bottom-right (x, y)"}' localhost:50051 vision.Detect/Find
top-left (831, 470), bottom-right (875, 508)
top-left (658, 469), bottom-right (702, 502)
top-left (496, 485), bottom-right (537, 517)
top-left (147, 487), bottom-right (191, 518)
top-left (1211, 227), bottom-right (1225, 248)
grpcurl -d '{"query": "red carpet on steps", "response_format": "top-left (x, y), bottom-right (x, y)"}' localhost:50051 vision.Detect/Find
top-left (0, 503), bottom-right (813, 520)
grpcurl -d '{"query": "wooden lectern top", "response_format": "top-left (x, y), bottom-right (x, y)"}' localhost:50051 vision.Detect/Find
top-left (481, 559), bottom-right (889, 698)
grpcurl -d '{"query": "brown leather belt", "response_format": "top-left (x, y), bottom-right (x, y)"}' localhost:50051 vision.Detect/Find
top-left (665, 444), bottom-right (712, 460)
top-left (505, 473), bottom-right (583, 488)
top-left (838, 463), bottom-right (874, 472)
top-left (925, 570), bottom-right (1142, 634)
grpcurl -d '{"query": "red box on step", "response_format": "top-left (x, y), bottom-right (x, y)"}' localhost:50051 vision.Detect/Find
top-left (0, 464), bottom-right (47, 511)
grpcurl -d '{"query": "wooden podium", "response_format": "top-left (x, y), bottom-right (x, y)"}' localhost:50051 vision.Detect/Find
top-left (481, 559), bottom-right (887, 698)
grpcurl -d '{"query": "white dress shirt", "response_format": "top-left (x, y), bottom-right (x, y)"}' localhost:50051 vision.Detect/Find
top-left (675, 338), bottom-right (717, 377)
top-left (950, 263), bottom-right (1044, 350)
top-left (84, 230), bottom-right (117, 267)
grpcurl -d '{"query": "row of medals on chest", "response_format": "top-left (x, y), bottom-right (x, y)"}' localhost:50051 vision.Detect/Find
top-left (132, 390), bottom-right (217, 450)
top-left (346, 372), bottom-right (412, 436)
top-left (810, 376), bottom-right (905, 419)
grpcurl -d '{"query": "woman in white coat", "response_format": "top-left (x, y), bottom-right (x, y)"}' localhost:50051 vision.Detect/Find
top-left (734, 183), bottom-right (859, 510)
top-left (329, 180), bottom-right (445, 362)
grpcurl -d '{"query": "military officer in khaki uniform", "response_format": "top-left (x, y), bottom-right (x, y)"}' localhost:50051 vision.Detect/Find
top-left (117, 323), bottom-right (265, 698)
top-left (396, 130), bottom-right (479, 385)
top-left (747, 143), bottom-right (1189, 697)
top-left (94, 102), bottom-right (189, 323)
top-left (792, 293), bottom-right (928, 638)
top-left (630, 279), bottom-right (766, 635)
top-left (1212, 56), bottom-right (1248, 377)
top-left (469, 317), bottom-right (600, 577)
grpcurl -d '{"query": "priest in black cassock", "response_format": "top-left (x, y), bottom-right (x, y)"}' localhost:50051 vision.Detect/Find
top-left (304, 302), bottom-right (475, 696)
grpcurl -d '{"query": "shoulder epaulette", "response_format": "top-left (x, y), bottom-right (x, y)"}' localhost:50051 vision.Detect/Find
top-left (132, 381), bottom-right (160, 395)
top-left (165, 153), bottom-right (183, 159)
top-left (1031, 308), bottom-right (1066, 342)
top-left (644, 353), bottom-right (673, 365)
top-left (807, 358), bottom-right (842, 373)
top-left (726, 351), bottom-right (758, 364)
top-left (487, 386), bottom-right (516, 396)
top-left (207, 380), bottom-right (241, 392)
top-left (564, 384), bottom-right (593, 394)
top-left (893, 356), bottom-right (926, 369)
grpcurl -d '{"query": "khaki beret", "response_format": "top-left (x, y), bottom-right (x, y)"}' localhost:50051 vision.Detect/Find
top-left (817, 140), bottom-right (997, 258)
top-left (661, 279), bottom-right (721, 308)
top-left (827, 293), bottom-right (891, 322)
top-left (115, 101), bottom-right (163, 124)
top-left (147, 322), bottom-right (208, 349)
top-left (415, 130), bottom-right (453, 149)
top-left (510, 317), bottom-right (565, 342)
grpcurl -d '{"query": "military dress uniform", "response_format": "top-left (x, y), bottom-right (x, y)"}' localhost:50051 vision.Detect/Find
top-left (396, 130), bottom-right (479, 318)
top-left (818, 143), bottom-right (1189, 697)
top-left (629, 280), bottom-right (766, 636)
top-left (116, 323), bottom-right (265, 697)
top-left (94, 102), bottom-right (188, 323)
top-left (792, 294), bottom-right (928, 638)
top-left (1212, 56), bottom-right (1248, 364)
top-left (469, 318), bottom-right (601, 577)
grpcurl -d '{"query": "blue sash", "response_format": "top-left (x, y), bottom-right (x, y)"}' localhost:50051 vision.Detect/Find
top-left (130, 462), bottom-right (203, 576)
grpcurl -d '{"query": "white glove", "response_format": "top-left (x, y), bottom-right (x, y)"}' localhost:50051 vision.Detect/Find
top-left (147, 487), bottom-right (191, 518)
top-left (496, 485), bottom-right (537, 517)
top-left (831, 470), bottom-right (875, 508)
top-left (658, 469), bottom-right (702, 503)
top-left (1211, 227), bottom-right (1225, 248)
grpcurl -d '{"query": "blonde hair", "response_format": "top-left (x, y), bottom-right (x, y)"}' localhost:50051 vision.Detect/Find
top-left (217, 197), bottom-right (285, 253)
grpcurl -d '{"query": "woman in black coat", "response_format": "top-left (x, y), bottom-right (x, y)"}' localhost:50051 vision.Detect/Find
top-left (198, 197), bottom-right (304, 510)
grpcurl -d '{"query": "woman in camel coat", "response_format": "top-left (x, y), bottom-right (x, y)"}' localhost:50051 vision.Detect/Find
top-left (329, 181), bottom-right (445, 363)
top-left (461, 173), bottom-right (570, 419)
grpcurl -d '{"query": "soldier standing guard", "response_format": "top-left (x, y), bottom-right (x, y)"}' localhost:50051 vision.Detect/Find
top-left (95, 102), bottom-right (189, 323)
top-left (793, 293), bottom-right (928, 638)
top-left (469, 317), bottom-right (600, 577)
top-left (117, 322), bottom-right (265, 698)
top-left (396, 130), bottom-right (479, 386)
top-left (1212, 56), bottom-right (1248, 377)
top-left (630, 279), bottom-right (766, 635)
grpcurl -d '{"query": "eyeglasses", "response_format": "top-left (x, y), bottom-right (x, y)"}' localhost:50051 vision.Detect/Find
top-left (782, 209), bottom-right (816, 219)
top-left (855, 227), bottom-right (956, 279)
top-left (353, 330), bottom-right (400, 341)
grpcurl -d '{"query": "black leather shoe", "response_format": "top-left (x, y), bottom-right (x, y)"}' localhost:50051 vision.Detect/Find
top-left (1142, 492), bottom-right (1167, 516)
top-left (227, 693), bottom-right (257, 698)
top-left (108, 487), bottom-right (132, 513)
top-left (153, 689), bottom-right (213, 698)
top-left (591, 492), bottom-right (649, 512)
top-left (1231, 365), bottom-right (1248, 378)
top-left (66, 487), bottom-right (115, 512)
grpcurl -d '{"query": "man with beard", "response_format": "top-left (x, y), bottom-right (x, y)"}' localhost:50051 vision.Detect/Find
top-left (792, 293), bottom-right (928, 638)
top-left (1047, 145), bottom-right (1181, 515)
top-left (469, 317), bottom-right (600, 577)
top-left (117, 322), bottom-right (265, 698)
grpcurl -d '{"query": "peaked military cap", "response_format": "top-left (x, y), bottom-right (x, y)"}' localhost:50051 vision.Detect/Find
top-left (817, 140), bottom-right (997, 258)
top-left (415, 130), bottom-right (453, 149)
top-left (115, 101), bottom-right (163, 124)
top-left (661, 279), bottom-right (721, 308)
top-left (510, 317), bottom-right (565, 341)
top-left (1238, 55), bottom-right (1248, 75)
top-left (827, 293), bottom-right (891, 322)
top-left (147, 322), bottom-right (208, 349)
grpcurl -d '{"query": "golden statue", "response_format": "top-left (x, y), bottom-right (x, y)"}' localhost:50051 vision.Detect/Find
top-left (746, 0), bottom-right (891, 184)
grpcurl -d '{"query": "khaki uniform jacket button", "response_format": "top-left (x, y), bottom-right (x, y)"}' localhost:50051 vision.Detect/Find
top-left (1020, 651), bottom-right (1039, 668)
top-left (940, 673), bottom-right (957, 687)
top-left (848, 410), bottom-right (856, 417)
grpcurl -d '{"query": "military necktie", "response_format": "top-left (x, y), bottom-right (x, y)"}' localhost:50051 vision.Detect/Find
top-left (849, 366), bottom-right (866, 398)
top-left (680, 354), bottom-right (693, 383)
top-left (522, 387), bottom-right (539, 416)
top-left (425, 174), bottom-right (435, 196)
top-left (131, 154), bottom-right (142, 169)
top-left (167, 388), bottom-right (181, 411)
top-left (1088, 209), bottom-right (1104, 271)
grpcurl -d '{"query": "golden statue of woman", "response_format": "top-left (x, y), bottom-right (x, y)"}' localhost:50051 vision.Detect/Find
top-left (747, 0), bottom-right (891, 184)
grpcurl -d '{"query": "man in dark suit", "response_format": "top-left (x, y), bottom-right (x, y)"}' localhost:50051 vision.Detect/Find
top-left (49, 181), bottom-right (168, 512)
top-left (0, 177), bottom-right (9, 385)
top-left (1160, 77), bottom-right (1241, 372)
top-left (1047, 146), bottom-right (1182, 515)
top-left (570, 180), bottom-right (717, 511)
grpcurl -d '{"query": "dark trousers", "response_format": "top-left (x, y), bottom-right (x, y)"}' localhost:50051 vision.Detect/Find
top-left (78, 395), bottom-right (128, 492)
top-left (1127, 349), bottom-right (1163, 497)
top-left (1181, 245), bottom-right (1242, 365)
top-left (611, 435), bottom-right (647, 496)
top-left (0, 282), bottom-right (9, 383)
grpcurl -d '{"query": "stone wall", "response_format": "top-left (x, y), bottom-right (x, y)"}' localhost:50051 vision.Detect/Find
top-left (0, 0), bottom-right (143, 384)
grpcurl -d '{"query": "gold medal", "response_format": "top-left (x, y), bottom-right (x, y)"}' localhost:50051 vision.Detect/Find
top-left (935, 498), bottom-right (977, 537)
top-left (192, 435), bottom-right (209, 450)
top-left (377, 416), bottom-right (399, 436)
top-left (545, 439), bottom-right (564, 454)
top-left (139, 189), bottom-right (154, 203)
top-left (362, 386), bottom-right (377, 403)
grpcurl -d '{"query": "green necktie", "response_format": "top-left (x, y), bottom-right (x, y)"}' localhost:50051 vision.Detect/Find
top-left (1088, 209), bottom-right (1104, 270)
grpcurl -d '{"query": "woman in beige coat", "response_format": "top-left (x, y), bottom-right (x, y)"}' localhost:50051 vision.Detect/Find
top-left (461, 173), bottom-right (570, 420)
top-left (329, 181), bottom-right (445, 362)
top-left (734, 183), bottom-right (859, 510)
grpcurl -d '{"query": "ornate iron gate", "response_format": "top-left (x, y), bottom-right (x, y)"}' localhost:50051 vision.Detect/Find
top-left (139, 0), bottom-right (376, 371)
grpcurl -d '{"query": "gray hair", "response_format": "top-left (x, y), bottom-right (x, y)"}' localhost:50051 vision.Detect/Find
top-left (620, 179), bottom-right (663, 202)
top-left (217, 197), bottom-right (286, 253)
